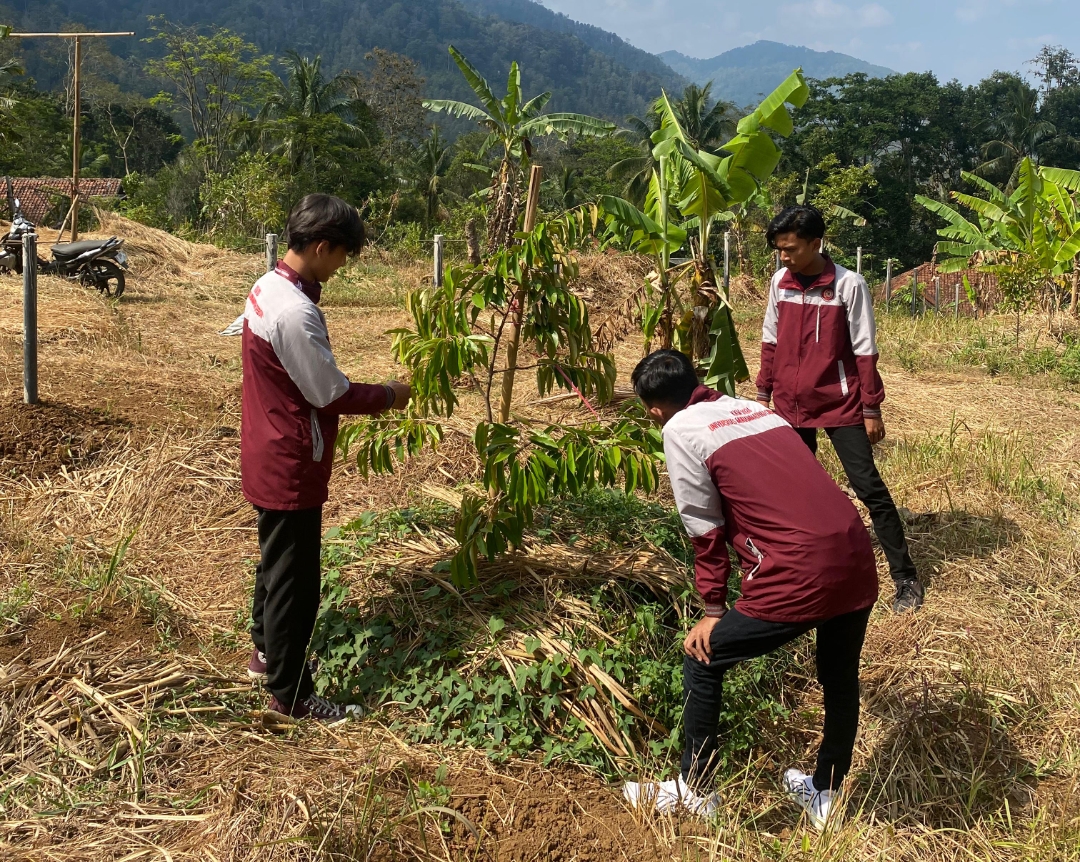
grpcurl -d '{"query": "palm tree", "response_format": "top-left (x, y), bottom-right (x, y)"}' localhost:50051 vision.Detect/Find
top-left (412, 126), bottom-right (453, 224)
top-left (425, 46), bottom-right (614, 250)
top-left (977, 81), bottom-right (1060, 190)
top-left (607, 109), bottom-right (661, 205)
top-left (254, 52), bottom-right (370, 173)
top-left (608, 84), bottom-right (737, 206)
top-left (672, 83), bottom-right (738, 153)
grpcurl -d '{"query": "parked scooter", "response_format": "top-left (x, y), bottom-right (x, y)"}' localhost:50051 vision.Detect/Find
top-left (0, 198), bottom-right (128, 297)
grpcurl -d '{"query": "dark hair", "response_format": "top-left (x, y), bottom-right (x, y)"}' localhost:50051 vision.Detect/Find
top-left (766, 204), bottom-right (826, 249)
top-left (631, 350), bottom-right (699, 408)
top-left (285, 193), bottom-right (366, 254)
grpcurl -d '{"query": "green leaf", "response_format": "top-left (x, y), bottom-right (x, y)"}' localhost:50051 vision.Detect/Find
top-left (488, 616), bottom-right (506, 635)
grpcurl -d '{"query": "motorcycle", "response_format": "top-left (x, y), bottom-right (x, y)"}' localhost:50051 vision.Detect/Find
top-left (0, 198), bottom-right (129, 298)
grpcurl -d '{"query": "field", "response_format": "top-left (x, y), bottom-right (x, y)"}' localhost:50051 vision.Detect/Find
top-left (1, 216), bottom-right (1079, 861)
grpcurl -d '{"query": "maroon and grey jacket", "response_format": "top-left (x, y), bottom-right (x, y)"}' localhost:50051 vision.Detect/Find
top-left (755, 259), bottom-right (884, 428)
top-left (241, 262), bottom-right (392, 511)
top-left (664, 387), bottom-right (878, 623)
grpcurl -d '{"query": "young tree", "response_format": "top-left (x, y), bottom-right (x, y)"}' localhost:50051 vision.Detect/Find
top-left (411, 126), bottom-right (453, 224)
top-left (1029, 45), bottom-right (1080, 98)
top-left (144, 17), bottom-right (274, 172)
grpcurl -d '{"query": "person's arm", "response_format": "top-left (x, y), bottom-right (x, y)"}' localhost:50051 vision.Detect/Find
top-left (664, 428), bottom-right (730, 618)
top-left (271, 306), bottom-right (395, 416)
top-left (756, 275), bottom-right (780, 406)
top-left (845, 274), bottom-right (885, 420)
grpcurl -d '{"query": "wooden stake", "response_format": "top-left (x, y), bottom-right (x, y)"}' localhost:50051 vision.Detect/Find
top-left (71, 35), bottom-right (82, 241)
top-left (498, 164), bottom-right (543, 424)
top-left (265, 233), bottom-right (278, 274)
top-left (433, 234), bottom-right (445, 287)
top-left (23, 233), bottom-right (38, 405)
top-left (885, 259), bottom-right (892, 306)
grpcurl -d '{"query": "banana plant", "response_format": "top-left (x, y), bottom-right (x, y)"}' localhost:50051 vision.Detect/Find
top-left (599, 70), bottom-right (809, 394)
top-left (425, 47), bottom-right (615, 251)
top-left (917, 159), bottom-right (1080, 321)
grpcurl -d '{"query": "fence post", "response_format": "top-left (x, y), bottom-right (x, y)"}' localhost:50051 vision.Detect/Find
top-left (23, 232), bottom-right (38, 405)
top-left (885, 259), bottom-right (893, 307)
top-left (775, 250), bottom-right (781, 272)
top-left (265, 233), bottom-right (278, 274)
top-left (723, 231), bottom-right (731, 295)
top-left (856, 246), bottom-right (863, 276)
top-left (911, 269), bottom-right (919, 316)
top-left (934, 276), bottom-right (941, 314)
top-left (955, 283), bottom-right (961, 321)
top-left (433, 234), bottom-right (445, 287)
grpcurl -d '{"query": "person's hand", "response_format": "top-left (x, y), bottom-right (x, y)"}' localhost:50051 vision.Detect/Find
top-left (865, 416), bottom-right (885, 444)
top-left (756, 399), bottom-right (771, 411)
top-left (387, 380), bottom-right (412, 410)
top-left (684, 615), bottom-right (723, 664)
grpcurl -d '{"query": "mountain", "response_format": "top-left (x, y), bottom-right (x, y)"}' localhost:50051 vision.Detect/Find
top-left (0, 0), bottom-right (686, 122)
top-left (660, 41), bottom-right (895, 106)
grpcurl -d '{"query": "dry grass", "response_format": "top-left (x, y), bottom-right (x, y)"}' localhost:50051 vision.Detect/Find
top-left (1, 228), bottom-right (1080, 859)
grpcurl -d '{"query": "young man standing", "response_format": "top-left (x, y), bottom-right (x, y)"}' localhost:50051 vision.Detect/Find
top-left (241, 194), bottom-right (411, 721)
top-left (756, 205), bottom-right (923, 614)
top-left (622, 350), bottom-right (878, 829)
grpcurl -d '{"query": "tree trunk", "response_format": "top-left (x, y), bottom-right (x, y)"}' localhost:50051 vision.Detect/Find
top-left (1071, 258), bottom-right (1079, 316)
top-left (465, 218), bottom-right (481, 265)
top-left (498, 164), bottom-right (543, 424)
top-left (487, 159), bottom-right (522, 253)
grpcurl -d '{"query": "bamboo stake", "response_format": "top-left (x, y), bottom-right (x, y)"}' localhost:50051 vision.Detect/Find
top-left (71, 35), bottom-right (82, 241)
top-left (498, 164), bottom-right (543, 424)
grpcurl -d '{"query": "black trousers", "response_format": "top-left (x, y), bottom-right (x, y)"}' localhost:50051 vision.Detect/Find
top-left (682, 606), bottom-right (872, 792)
top-left (796, 425), bottom-right (917, 583)
top-left (250, 506), bottom-right (322, 708)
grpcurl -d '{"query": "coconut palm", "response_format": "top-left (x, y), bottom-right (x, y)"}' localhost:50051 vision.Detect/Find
top-left (672, 82), bottom-right (738, 153)
top-left (412, 126), bottom-right (453, 224)
top-left (977, 82), bottom-right (1062, 190)
top-left (607, 110), bottom-right (661, 205)
top-left (425, 46), bottom-right (615, 250)
top-left (254, 52), bottom-right (371, 173)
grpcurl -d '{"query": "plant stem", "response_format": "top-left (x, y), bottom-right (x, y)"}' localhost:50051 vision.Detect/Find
top-left (498, 164), bottom-right (543, 424)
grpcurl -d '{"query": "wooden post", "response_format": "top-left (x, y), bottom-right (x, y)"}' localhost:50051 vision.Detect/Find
top-left (955, 283), bottom-right (961, 321)
top-left (498, 164), bottom-right (543, 424)
top-left (775, 250), bottom-right (781, 272)
top-left (885, 259), bottom-right (893, 306)
top-left (934, 276), bottom-right (941, 314)
top-left (911, 269), bottom-right (919, 316)
top-left (70, 35), bottom-right (82, 242)
top-left (265, 233), bottom-right (278, 274)
top-left (23, 233), bottom-right (38, 405)
top-left (433, 234), bottom-right (445, 287)
top-left (723, 230), bottom-right (730, 295)
top-left (856, 246), bottom-right (863, 276)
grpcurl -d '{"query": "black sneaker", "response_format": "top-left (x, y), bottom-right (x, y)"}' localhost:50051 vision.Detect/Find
top-left (892, 579), bottom-right (924, 614)
top-left (267, 692), bottom-right (362, 722)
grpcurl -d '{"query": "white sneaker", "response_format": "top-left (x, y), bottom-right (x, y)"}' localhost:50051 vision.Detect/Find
top-left (623, 776), bottom-right (720, 817)
top-left (782, 768), bottom-right (836, 831)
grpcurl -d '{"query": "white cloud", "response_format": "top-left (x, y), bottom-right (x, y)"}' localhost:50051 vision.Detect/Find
top-left (859, 4), bottom-right (895, 26)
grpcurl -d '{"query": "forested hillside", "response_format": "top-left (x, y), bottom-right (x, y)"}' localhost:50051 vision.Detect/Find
top-left (0, 0), bottom-right (685, 119)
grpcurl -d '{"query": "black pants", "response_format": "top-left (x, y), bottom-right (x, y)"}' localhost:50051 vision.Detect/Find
top-left (250, 506), bottom-right (322, 708)
top-left (682, 606), bottom-right (872, 792)
top-left (796, 425), bottom-right (917, 583)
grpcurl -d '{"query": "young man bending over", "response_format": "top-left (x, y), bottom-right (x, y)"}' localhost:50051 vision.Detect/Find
top-left (623, 350), bottom-right (878, 829)
top-left (241, 194), bottom-right (411, 721)
top-left (757, 205), bottom-right (922, 613)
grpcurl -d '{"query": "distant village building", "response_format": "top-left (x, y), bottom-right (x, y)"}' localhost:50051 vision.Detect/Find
top-left (2, 177), bottom-right (125, 226)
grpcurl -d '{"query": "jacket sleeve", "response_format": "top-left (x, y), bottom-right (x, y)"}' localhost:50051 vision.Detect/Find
top-left (755, 274), bottom-right (779, 403)
top-left (271, 305), bottom-right (387, 415)
top-left (322, 383), bottom-right (393, 416)
top-left (664, 427), bottom-right (730, 617)
top-left (845, 274), bottom-right (885, 418)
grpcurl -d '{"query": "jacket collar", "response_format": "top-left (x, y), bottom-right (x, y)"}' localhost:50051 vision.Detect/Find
top-left (779, 255), bottom-right (836, 293)
top-left (687, 385), bottom-right (722, 406)
top-left (274, 260), bottom-right (322, 304)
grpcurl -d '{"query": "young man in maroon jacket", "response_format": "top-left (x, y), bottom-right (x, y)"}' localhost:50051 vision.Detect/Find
top-left (241, 194), bottom-right (411, 721)
top-left (756, 205), bottom-right (922, 614)
top-left (622, 350), bottom-right (878, 829)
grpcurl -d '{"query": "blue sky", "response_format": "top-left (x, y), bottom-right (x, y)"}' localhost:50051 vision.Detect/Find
top-left (537, 0), bottom-right (1076, 84)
